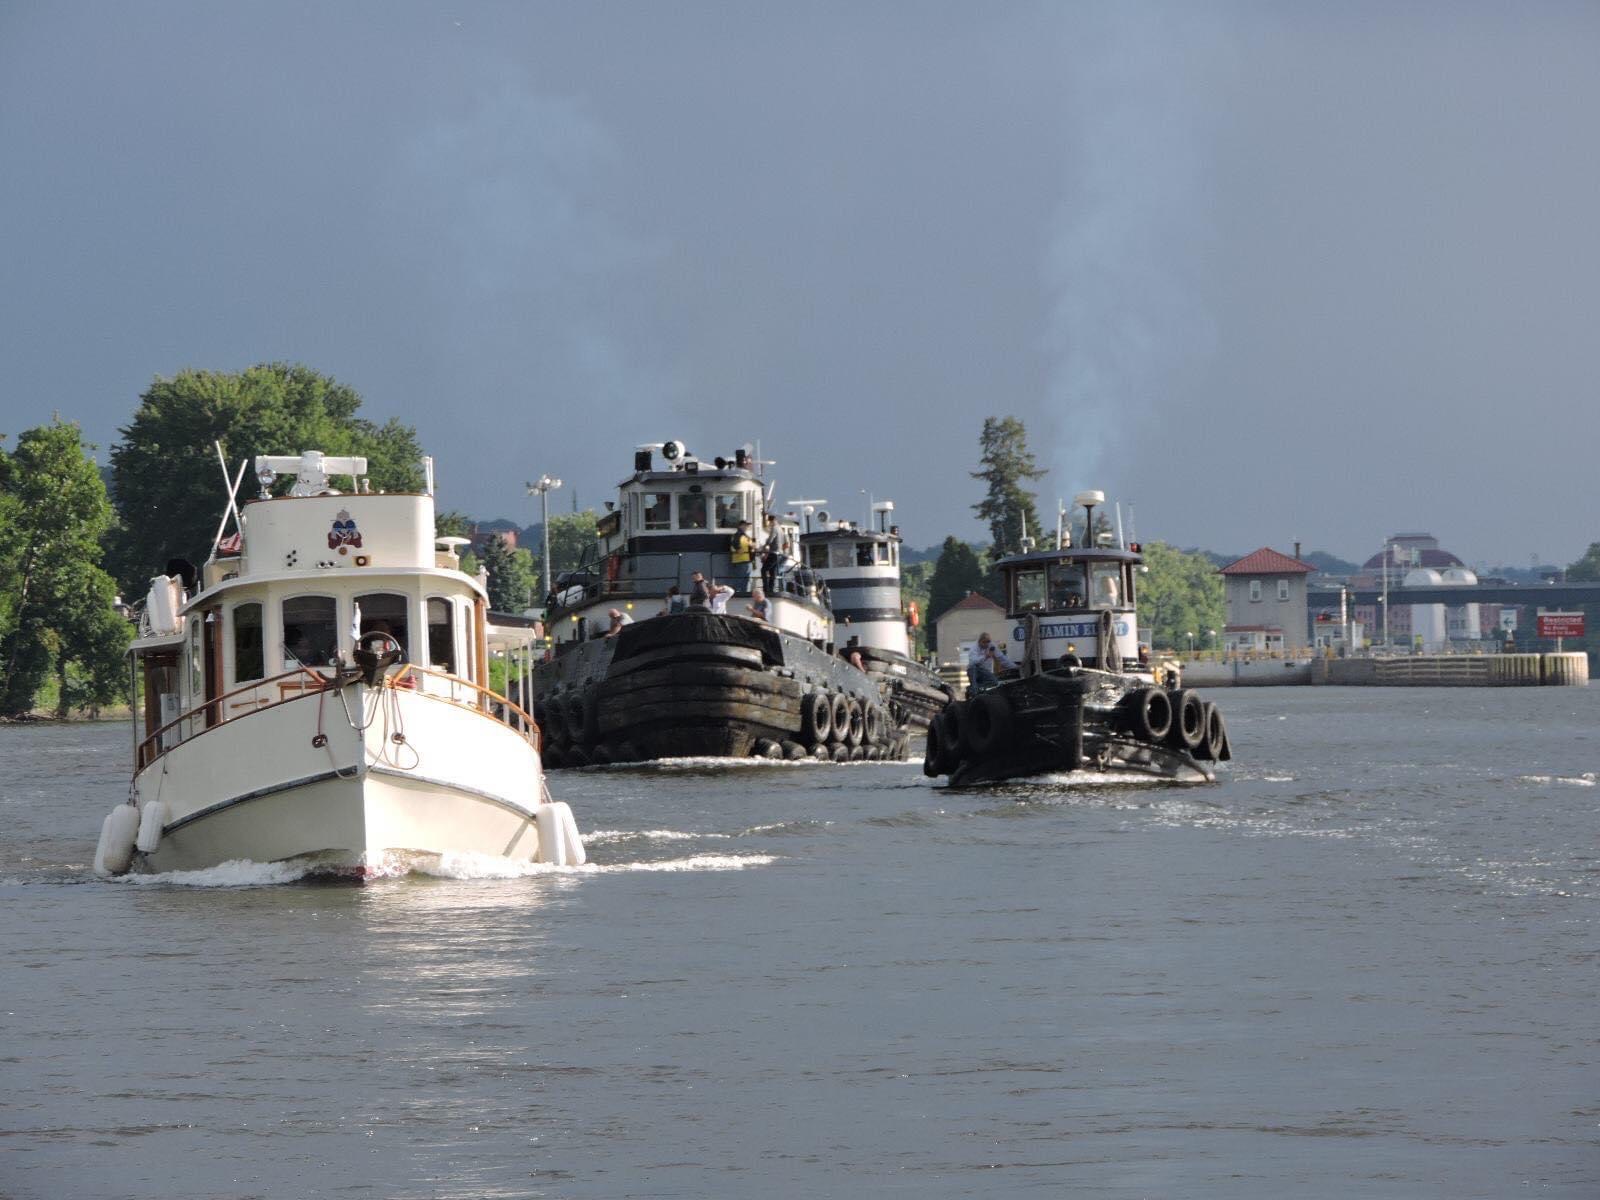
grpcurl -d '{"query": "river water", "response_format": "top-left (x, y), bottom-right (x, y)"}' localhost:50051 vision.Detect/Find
top-left (2, 687), bottom-right (1596, 1198)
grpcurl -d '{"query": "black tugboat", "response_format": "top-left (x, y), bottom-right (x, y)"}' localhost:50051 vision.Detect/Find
top-left (924, 490), bottom-right (1231, 787)
top-left (529, 440), bottom-right (920, 766)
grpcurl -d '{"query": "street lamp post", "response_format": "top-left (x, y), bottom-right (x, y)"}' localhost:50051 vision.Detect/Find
top-left (526, 474), bottom-right (563, 608)
top-left (1186, 630), bottom-right (1195, 655)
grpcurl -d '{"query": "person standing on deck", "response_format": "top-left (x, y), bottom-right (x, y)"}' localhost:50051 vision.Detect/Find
top-left (730, 520), bottom-right (758, 594)
top-left (760, 514), bottom-right (784, 595)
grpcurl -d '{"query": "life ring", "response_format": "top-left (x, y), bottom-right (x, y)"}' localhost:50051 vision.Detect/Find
top-left (964, 691), bottom-right (1013, 757)
top-left (1164, 689), bottom-right (1205, 752)
top-left (1122, 687), bottom-right (1173, 743)
top-left (800, 691), bottom-right (833, 746)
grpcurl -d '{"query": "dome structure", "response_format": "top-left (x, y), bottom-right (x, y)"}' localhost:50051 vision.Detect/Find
top-left (1362, 532), bottom-right (1464, 573)
top-left (1402, 568), bottom-right (1443, 588)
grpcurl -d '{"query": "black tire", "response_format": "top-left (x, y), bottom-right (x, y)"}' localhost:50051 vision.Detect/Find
top-left (828, 693), bottom-right (851, 743)
top-left (753, 738), bottom-right (783, 760)
top-left (800, 691), bottom-right (833, 746)
top-left (863, 704), bottom-right (882, 746)
top-left (844, 699), bottom-right (865, 748)
top-left (1165, 689), bottom-right (1205, 752)
top-left (590, 743), bottom-right (614, 766)
top-left (923, 721), bottom-right (945, 776)
top-left (1122, 686), bottom-right (1173, 742)
top-left (781, 740), bottom-right (807, 760)
top-left (964, 691), bottom-right (1013, 757)
top-left (830, 744), bottom-right (850, 762)
top-left (1200, 704), bottom-right (1227, 762)
top-left (942, 701), bottom-right (967, 756)
top-left (541, 697), bottom-right (567, 743)
top-left (933, 711), bottom-right (962, 774)
top-left (849, 744), bottom-right (866, 761)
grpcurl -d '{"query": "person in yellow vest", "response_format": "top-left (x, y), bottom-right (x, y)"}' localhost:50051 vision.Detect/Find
top-left (730, 520), bottom-right (757, 594)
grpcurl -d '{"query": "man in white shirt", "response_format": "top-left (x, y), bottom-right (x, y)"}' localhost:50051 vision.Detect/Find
top-left (708, 583), bottom-right (736, 614)
top-left (967, 632), bottom-right (1014, 690)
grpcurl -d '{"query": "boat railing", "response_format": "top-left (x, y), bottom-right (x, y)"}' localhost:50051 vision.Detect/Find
top-left (136, 663), bottom-right (541, 771)
top-left (553, 559), bottom-right (828, 612)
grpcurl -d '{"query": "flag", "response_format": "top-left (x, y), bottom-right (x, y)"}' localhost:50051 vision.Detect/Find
top-left (218, 531), bottom-right (242, 555)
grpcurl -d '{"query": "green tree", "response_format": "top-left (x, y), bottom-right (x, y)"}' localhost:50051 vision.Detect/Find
top-left (0, 421), bottom-right (131, 716)
top-left (971, 416), bottom-right (1045, 555)
top-left (927, 536), bottom-right (989, 650)
top-left (535, 510), bottom-right (601, 595)
top-left (480, 534), bottom-right (537, 613)
top-left (106, 363), bottom-right (423, 596)
top-left (1135, 541), bottom-right (1225, 652)
top-left (1567, 543), bottom-right (1600, 582)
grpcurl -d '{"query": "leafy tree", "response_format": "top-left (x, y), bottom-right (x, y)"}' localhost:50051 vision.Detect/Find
top-left (480, 534), bottom-right (537, 613)
top-left (534, 510), bottom-right (602, 595)
top-left (1135, 541), bottom-right (1225, 652)
top-left (927, 536), bottom-right (989, 650)
top-left (1567, 543), bottom-right (1600, 582)
top-left (106, 363), bottom-right (423, 596)
top-left (0, 421), bottom-right (131, 716)
top-left (971, 416), bottom-right (1045, 555)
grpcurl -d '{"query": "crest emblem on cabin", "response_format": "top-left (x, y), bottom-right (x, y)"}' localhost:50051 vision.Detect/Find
top-left (328, 510), bottom-right (363, 555)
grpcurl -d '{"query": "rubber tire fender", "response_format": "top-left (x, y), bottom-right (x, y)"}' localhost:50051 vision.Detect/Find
top-left (843, 698), bottom-right (865, 748)
top-left (568, 691), bottom-right (599, 747)
top-left (923, 721), bottom-right (945, 776)
top-left (964, 691), bottom-right (1014, 757)
top-left (828, 692), bottom-right (852, 744)
top-left (800, 691), bottom-right (833, 746)
top-left (1199, 703), bottom-right (1227, 762)
top-left (942, 701), bottom-right (967, 758)
top-left (1165, 689), bottom-right (1205, 752)
top-left (863, 704), bottom-right (882, 746)
top-left (1123, 686), bottom-right (1173, 743)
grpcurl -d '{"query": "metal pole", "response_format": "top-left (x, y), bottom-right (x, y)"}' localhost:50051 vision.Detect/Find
top-left (541, 488), bottom-right (551, 606)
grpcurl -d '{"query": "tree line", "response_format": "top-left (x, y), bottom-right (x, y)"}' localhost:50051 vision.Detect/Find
top-left (10, 363), bottom-right (1596, 716)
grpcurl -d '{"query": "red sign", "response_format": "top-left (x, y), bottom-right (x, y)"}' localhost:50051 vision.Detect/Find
top-left (1537, 612), bottom-right (1586, 639)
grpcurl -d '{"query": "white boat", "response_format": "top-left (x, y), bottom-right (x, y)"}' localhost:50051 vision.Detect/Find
top-left (94, 450), bottom-right (583, 878)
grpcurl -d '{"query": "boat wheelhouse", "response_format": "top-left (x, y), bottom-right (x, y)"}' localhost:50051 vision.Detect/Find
top-left (923, 490), bottom-right (1230, 787)
top-left (94, 450), bottom-right (583, 877)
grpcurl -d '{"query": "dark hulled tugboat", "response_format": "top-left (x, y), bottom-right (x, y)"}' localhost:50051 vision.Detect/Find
top-left (530, 440), bottom-right (916, 766)
top-left (924, 490), bottom-right (1231, 787)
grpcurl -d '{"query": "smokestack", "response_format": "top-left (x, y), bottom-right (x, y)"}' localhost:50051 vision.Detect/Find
top-left (1294, 541), bottom-right (1302, 562)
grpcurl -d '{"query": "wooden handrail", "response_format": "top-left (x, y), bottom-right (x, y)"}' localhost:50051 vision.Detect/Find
top-left (136, 662), bottom-right (541, 770)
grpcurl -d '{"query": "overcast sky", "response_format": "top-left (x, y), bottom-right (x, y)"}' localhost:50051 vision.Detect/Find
top-left (3, 1), bottom-right (1596, 567)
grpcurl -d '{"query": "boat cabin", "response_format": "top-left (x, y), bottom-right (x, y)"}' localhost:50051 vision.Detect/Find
top-left (547, 440), bottom-right (833, 648)
top-left (129, 451), bottom-right (539, 768)
top-left (797, 500), bottom-right (911, 659)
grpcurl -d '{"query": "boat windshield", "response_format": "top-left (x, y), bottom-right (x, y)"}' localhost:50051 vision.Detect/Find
top-left (1048, 562), bottom-right (1086, 609)
top-left (1091, 563), bottom-right (1123, 607)
top-left (1012, 568), bottom-right (1046, 611)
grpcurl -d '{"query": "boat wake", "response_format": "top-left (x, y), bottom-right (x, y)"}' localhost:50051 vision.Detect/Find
top-left (107, 849), bottom-right (778, 885)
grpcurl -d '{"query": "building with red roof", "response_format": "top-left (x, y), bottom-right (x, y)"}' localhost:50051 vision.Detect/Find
top-left (1219, 547), bottom-right (1317, 653)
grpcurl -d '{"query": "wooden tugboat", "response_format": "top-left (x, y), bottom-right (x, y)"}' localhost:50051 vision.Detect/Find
top-left (924, 491), bottom-right (1231, 787)
top-left (531, 441), bottom-right (915, 765)
top-left (795, 502), bottom-right (952, 728)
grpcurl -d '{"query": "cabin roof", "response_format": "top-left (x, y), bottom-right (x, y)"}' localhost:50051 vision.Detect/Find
top-left (991, 547), bottom-right (1142, 569)
top-left (1218, 547), bottom-right (1317, 576)
top-left (935, 591), bottom-right (1005, 621)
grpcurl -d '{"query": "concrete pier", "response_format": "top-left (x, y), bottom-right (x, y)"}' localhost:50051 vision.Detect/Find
top-left (1310, 653), bottom-right (1588, 687)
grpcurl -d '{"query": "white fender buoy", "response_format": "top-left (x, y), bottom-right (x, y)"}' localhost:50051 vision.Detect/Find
top-left (135, 800), bottom-right (167, 853)
top-left (555, 802), bottom-right (586, 867)
top-left (94, 805), bottom-right (140, 877)
top-left (535, 801), bottom-right (587, 867)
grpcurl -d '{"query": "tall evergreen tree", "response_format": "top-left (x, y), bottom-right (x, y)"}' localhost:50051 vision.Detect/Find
top-left (0, 421), bottom-right (131, 716)
top-left (106, 363), bottom-right (424, 596)
top-left (971, 416), bottom-right (1045, 555)
top-left (480, 534), bottom-right (537, 613)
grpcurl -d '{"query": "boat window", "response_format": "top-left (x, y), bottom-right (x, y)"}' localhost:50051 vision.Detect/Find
top-left (188, 616), bottom-right (204, 699)
top-left (1012, 568), bottom-right (1046, 611)
top-left (1091, 564), bottom-right (1122, 607)
top-left (1048, 563), bottom-right (1086, 609)
top-left (807, 543), bottom-right (829, 570)
top-left (856, 543), bottom-right (874, 566)
top-left (642, 493), bottom-right (671, 531)
top-left (355, 592), bottom-right (410, 658)
top-left (232, 602), bottom-right (264, 682)
top-left (427, 596), bottom-right (455, 673)
top-left (829, 542), bottom-right (854, 569)
top-left (713, 494), bottom-right (743, 530)
top-left (282, 595), bottom-right (339, 668)
top-left (677, 492), bottom-right (708, 530)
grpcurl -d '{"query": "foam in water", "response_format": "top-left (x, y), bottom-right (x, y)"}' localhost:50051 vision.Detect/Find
top-left (112, 859), bottom-right (316, 887)
top-left (1517, 773), bottom-right (1596, 787)
top-left (109, 850), bottom-right (778, 885)
top-left (583, 828), bottom-right (732, 843)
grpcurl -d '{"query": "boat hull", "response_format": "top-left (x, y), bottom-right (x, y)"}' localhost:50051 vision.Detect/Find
top-left (927, 668), bottom-right (1227, 788)
top-left (532, 611), bottom-right (915, 765)
top-left (131, 684), bottom-right (550, 872)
